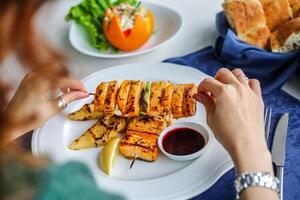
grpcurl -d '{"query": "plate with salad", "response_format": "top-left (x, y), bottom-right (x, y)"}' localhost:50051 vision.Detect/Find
top-left (66, 0), bottom-right (183, 58)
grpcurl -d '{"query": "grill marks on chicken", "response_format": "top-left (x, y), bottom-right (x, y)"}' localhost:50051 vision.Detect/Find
top-left (160, 83), bottom-right (174, 113)
top-left (125, 81), bottom-right (144, 117)
top-left (117, 80), bottom-right (131, 114)
top-left (67, 103), bottom-right (103, 121)
top-left (93, 82), bottom-right (109, 112)
top-left (119, 132), bottom-right (159, 161)
top-left (93, 81), bottom-right (118, 114)
top-left (171, 84), bottom-right (185, 119)
top-left (182, 84), bottom-right (197, 117)
top-left (119, 116), bottom-right (167, 161)
top-left (69, 115), bottom-right (126, 150)
top-left (104, 81), bottom-right (118, 114)
top-left (148, 81), bottom-right (173, 117)
top-left (126, 116), bottom-right (167, 136)
top-left (171, 83), bottom-right (197, 119)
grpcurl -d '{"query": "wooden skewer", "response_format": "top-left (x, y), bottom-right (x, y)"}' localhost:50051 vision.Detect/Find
top-left (129, 147), bottom-right (138, 170)
top-left (89, 93), bottom-right (97, 96)
top-left (129, 158), bottom-right (136, 169)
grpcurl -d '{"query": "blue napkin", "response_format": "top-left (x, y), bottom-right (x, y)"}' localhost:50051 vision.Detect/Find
top-left (170, 12), bottom-right (300, 95)
top-left (164, 12), bottom-right (300, 200)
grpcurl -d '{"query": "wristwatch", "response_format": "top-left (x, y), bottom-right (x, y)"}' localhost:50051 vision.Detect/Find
top-left (234, 172), bottom-right (280, 199)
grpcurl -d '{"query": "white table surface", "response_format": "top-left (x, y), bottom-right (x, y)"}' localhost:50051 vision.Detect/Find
top-left (32, 0), bottom-right (300, 100)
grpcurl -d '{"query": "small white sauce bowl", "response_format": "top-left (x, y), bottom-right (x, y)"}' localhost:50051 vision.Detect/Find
top-left (158, 122), bottom-right (212, 161)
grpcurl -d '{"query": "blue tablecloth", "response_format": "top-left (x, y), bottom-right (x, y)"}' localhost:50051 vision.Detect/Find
top-left (165, 50), bottom-right (300, 200)
top-left (164, 12), bottom-right (300, 200)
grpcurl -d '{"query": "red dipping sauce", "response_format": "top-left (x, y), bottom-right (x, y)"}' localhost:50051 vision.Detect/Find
top-left (162, 127), bottom-right (206, 156)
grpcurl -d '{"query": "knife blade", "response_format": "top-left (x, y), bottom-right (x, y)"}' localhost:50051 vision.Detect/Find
top-left (271, 113), bottom-right (289, 200)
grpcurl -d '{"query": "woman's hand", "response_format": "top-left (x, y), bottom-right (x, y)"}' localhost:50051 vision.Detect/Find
top-left (194, 68), bottom-right (278, 199)
top-left (4, 69), bottom-right (89, 142)
top-left (194, 68), bottom-right (272, 173)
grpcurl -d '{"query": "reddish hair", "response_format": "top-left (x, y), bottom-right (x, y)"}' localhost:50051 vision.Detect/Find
top-left (0, 0), bottom-right (65, 68)
top-left (0, 0), bottom-right (67, 146)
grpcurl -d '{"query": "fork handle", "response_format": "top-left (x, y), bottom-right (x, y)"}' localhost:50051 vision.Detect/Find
top-left (276, 166), bottom-right (284, 200)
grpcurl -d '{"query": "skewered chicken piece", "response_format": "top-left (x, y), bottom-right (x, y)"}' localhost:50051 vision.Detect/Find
top-left (182, 83), bottom-right (197, 117)
top-left (93, 81), bottom-right (118, 115)
top-left (146, 81), bottom-right (173, 116)
top-left (119, 131), bottom-right (158, 162)
top-left (171, 83), bottom-right (197, 119)
top-left (126, 116), bottom-right (167, 136)
top-left (118, 80), bottom-right (144, 117)
top-left (119, 116), bottom-right (167, 161)
top-left (117, 80), bottom-right (131, 114)
top-left (171, 84), bottom-right (185, 119)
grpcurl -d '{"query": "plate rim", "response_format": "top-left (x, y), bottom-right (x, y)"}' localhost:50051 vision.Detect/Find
top-left (31, 62), bottom-right (233, 200)
top-left (68, 1), bottom-right (184, 58)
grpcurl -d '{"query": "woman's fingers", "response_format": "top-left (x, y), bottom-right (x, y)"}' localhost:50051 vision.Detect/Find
top-left (56, 78), bottom-right (87, 93)
top-left (61, 91), bottom-right (89, 104)
top-left (232, 68), bottom-right (249, 85)
top-left (193, 92), bottom-right (215, 114)
top-left (249, 79), bottom-right (262, 96)
top-left (60, 87), bottom-right (71, 93)
top-left (215, 68), bottom-right (238, 84)
top-left (53, 91), bottom-right (89, 111)
top-left (198, 78), bottom-right (224, 97)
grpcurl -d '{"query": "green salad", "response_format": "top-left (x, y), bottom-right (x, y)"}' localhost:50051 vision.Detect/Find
top-left (65, 0), bottom-right (137, 51)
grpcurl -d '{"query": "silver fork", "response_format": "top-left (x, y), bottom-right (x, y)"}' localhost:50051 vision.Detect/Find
top-left (264, 107), bottom-right (272, 141)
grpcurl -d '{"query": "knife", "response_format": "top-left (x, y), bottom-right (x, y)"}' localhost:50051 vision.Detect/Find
top-left (271, 113), bottom-right (289, 200)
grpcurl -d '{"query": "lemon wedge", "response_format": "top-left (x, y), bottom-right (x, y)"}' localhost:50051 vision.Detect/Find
top-left (100, 137), bottom-right (120, 175)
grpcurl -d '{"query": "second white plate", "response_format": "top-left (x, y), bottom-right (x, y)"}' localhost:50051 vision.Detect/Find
top-left (69, 2), bottom-right (183, 58)
top-left (32, 63), bottom-right (233, 200)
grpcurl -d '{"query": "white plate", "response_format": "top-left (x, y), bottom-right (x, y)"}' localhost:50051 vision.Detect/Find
top-left (69, 2), bottom-right (183, 58)
top-left (32, 63), bottom-right (233, 200)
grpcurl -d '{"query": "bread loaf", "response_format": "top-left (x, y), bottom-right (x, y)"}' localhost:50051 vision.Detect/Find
top-left (259, 0), bottom-right (292, 32)
top-left (289, 0), bottom-right (300, 17)
top-left (270, 17), bottom-right (300, 52)
top-left (223, 0), bottom-right (271, 49)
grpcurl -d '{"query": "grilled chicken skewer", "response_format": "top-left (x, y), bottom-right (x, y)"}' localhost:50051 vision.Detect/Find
top-left (68, 80), bottom-right (197, 162)
top-left (69, 80), bottom-right (197, 121)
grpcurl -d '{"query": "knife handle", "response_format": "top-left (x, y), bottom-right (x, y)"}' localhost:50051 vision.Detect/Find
top-left (276, 166), bottom-right (284, 200)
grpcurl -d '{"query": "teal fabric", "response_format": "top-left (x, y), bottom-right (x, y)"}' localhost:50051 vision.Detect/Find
top-left (0, 155), bottom-right (42, 197)
top-left (34, 161), bottom-right (125, 200)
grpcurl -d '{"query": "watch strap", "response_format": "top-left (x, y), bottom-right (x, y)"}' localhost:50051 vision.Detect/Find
top-left (234, 172), bottom-right (280, 199)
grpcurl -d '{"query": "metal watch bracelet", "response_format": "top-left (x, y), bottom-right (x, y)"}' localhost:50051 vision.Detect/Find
top-left (234, 172), bottom-right (280, 199)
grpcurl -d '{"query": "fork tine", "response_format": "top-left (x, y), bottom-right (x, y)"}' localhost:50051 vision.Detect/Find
top-left (264, 107), bottom-right (269, 140)
top-left (264, 107), bottom-right (269, 127)
top-left (265, 108), bottom-right (272, 141)
top-left (264, 107), bottom-right (272, 141)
